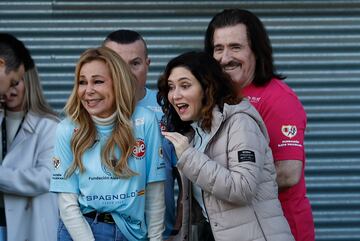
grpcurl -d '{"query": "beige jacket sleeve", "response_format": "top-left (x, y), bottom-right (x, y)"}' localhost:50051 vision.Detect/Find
top-left (177, 113), bottom-right (268, 205)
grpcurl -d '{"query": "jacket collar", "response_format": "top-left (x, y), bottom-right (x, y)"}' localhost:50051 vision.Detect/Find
top-left (19, 111), bottom-right (37, 134)
top-left (189, 99), bottom-right (270, 149)
top-left (8, 112), bottom-right (39, 149)
top-left (210, 100), bottom-right (270, 142)
top-left (1, 110), bottom-right (36, 134)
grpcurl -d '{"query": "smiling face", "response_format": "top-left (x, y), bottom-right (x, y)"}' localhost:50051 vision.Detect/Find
top-left (167, 67), bottom-right (204, 122)
top-left (104, 40), bottom-right (149, 100)
top-left (212, 24), bottom-right (256, 89)
top-left (4, 78), bottom-right (25, 111)
top-left (77, 60), bottom-right (116, 118)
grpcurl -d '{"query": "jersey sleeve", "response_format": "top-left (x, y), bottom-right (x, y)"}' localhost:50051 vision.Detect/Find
top-left (50, 119), bottom-right (80, 194)
top-left (263, 92), bottom-right (306, 162)
top-left (144, 112), bottom-right (166, 183)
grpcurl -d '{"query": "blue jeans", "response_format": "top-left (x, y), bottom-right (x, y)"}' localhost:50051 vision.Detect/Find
top-left (0, 226), bottom-right (6, 241)
top-left (162, 138), bottom-right (178, 239)
top-left (58, 216), bottom-right (128, 241)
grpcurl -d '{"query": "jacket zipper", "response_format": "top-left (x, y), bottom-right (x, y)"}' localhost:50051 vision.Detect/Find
top-left (199, 115), bottom-right (224, 240)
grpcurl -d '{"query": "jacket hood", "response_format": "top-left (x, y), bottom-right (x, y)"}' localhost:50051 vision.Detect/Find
top-left (213, 99), bottom-right (270, 142)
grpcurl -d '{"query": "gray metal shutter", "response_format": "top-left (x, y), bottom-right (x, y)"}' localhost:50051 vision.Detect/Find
top-left (1, 1), bottom-right (359, 240)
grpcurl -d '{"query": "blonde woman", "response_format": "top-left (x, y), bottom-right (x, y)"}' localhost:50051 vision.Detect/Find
top-left (0, 60), bottom-right (59, 241)
top-left (50, 47), bottom-right (166, 241)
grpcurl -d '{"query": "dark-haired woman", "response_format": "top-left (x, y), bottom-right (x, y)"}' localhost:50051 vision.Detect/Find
top-left (158, 51), bottom-right (294, 241)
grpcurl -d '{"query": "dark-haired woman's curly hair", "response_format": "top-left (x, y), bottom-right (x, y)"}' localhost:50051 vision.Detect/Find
top-left (157, 51), bottom-right (242, 133)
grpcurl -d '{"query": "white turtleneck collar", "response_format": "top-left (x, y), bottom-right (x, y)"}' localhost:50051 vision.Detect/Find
top-left (91, 112), bottom-right (117, 126)
top-left (5, 110), bottom-right (26, 147)
top-left (6, 110), bottom-right (25, 120)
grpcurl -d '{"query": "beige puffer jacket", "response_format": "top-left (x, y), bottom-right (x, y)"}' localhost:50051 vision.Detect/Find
top-left (172, 100), bottom-right (294, 241)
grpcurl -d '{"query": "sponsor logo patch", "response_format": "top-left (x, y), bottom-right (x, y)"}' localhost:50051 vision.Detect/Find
top-left (132, 139), bottom-right (146, 158)
top-left (101, 164), bottom-right (113, 176)
top-left (160, 122), bottom-right (167, 131)
top-left (52, 157), bottom-right (61, 169)
top-left (281, 125), bottom-right (297, 138)
top-left (134, 118), bottom-right (144, 126)
top-left (246, 96), bottom-right (261, 104)
top-left (237, 150), bottom-right (255, 163)
top-left (159, 147), bottom-right (163, 158)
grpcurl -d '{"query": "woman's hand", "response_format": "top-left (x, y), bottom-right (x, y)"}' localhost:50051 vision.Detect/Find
top-left (162, 131), bottom-right (189, 159)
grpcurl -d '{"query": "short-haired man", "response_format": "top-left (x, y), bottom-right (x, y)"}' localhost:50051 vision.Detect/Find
top-left (103, 29), bottom-right (175, 240)
top-left (204, 9), bottom-right (315, 241)
top-left (103, 30), bottom-right (163, 120)
top-left (0, 33), bottom-right (32, 95)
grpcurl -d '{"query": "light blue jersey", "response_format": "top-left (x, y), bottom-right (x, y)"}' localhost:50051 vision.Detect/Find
top-left (138, 88), bottom-right (163, 123)
top-left (50, 106), bottom-right (166, 241)
top-left (138, 87), bottom-right (178, 239)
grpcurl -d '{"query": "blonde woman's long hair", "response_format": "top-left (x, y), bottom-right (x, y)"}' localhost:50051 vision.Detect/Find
top-left (64, 47), bottom-right (137, 178)
top-left (20, 66), bottom-right (58, 121)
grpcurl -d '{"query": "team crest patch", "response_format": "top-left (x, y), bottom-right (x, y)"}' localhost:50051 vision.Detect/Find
top-left (52, 157), bottom-right (61, 169)
top-left (132, 139), bottom-right (146, 159)
top-left (281, 125), bottom-right (297, 138)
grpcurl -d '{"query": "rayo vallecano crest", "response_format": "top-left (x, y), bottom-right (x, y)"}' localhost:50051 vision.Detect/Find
top-left (281, 125), bottom-right (297, 138)
top-left (52, 156), bottom-right (61, 169)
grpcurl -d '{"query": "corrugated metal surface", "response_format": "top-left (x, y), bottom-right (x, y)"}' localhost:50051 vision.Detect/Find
top-left (1, 1), bottom-right (359, 240)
